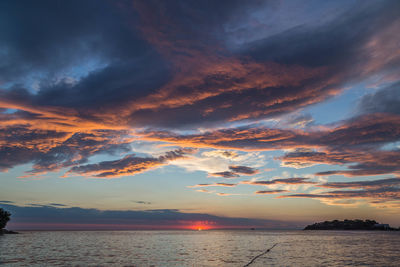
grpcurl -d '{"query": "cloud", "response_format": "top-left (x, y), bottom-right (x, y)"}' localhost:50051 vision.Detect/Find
top-left (133, 201), bottom-right (152, 205)
top-left (48, 203), bottom-right (67, 207)
top-left (0, 203), bottom-right (302, 230)
top-left (229, 165), bottom-right (259, 175)
top-left (1, 0), bottom-right (399, 131)
top-left (208, 165), bottom-right (259, 178)
top-left (242, 178), bottom-right (316, 186)
top-left (143, 113), bottom-right (400, 151)
top-left (143, 112), bottom-right (400, 177)
top-left (145, 147), bottom-right (264, 179)
top-left (0, 0), bottom-right (170, 109)
top-left (3, 109), bottom-right (399, 180)
top-left (0, 0), bottom-right (399, 208)
top-left (255, 190), bottom-right (289, 194)
top-left (209, 171), bottom-right (239, 178)
top-left (187, 183), bottom-right (237, 188)
top-left (201, 150), bottom-right (238, 159)
top-left (142, 126), bottom-right (308, 151)
top-left (280, 113), bottom-right (314, 128)
top-left (0, 0), bottom-right (322, 130)
top-left (0, 127), bottom-right (132, 175)
top-left (68, 153), bottom-right (162, 178)
top-left (278, 177), bottom-right (400, 206)
top-left (358, 81), bottom-right (400, 115)
top-left (315, 150), bottom-right (400, 177)
top-left (68, 148), bottom-right (195, 178)
top-left (280, 148), bottom-right (400, 177)
top-left (195, 189), bottom-right (213, 193)
top-left (318, 178), bottom-right (400, 189)
top-left (279, 187), bottom-right (400, 202)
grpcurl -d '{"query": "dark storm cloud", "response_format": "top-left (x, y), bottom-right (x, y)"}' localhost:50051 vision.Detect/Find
top-left (0, 0), bottom-right (170, 120)
top-left (358, 81), bottom-right (400, 115)
top-left (122, 0), bottom-right (400, 128)
top-left (239, 0), bottom-right (400, 94)
top-left (240, 1), bottom-right (376, 66)
top-left (2, 0), bottom-right (399, 129)
top-left (0, 203), bottom-right (302, 230)
top-left (0, 0), bottom-right (170, 102)
top-left (0, 0), bottom-right (400, 182)
top-left (0, 0), bottom-right (174, 177)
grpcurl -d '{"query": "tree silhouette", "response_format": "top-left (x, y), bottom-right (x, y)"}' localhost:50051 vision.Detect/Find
top-left (0, 208), bottom-right (11, 229)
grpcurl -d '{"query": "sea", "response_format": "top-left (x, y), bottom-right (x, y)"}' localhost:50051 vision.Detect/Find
top-left (1, 230), bottom-right (399, 266)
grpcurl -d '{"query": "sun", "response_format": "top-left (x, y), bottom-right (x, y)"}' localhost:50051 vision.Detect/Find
top-left (189, 221), bottom-right (213, 231)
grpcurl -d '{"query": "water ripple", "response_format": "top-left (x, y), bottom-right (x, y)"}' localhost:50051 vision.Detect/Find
top-left (1, 230), bottom-right (399, 266)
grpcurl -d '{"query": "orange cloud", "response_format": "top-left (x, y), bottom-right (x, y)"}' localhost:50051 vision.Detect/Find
top-left (187, 183), bottom-right (237, 188)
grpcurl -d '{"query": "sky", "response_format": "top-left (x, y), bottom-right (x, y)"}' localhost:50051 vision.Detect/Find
top-left (0, 0), bottom-right (400, 230)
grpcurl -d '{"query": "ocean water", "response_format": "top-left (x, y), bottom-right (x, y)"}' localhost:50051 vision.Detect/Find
top-left (1, 230), bottom-right (400, 266)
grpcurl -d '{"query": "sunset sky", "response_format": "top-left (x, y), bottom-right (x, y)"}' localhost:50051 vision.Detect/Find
top-left (1, 0), bottom-right (400, 229)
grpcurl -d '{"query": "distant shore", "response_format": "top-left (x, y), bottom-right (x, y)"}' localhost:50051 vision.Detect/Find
top-left (304, 219), bottom-right (399, 231)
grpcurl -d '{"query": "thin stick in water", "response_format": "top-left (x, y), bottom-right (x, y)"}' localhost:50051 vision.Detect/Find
top-left (243, 243), bottom-right (278, 267)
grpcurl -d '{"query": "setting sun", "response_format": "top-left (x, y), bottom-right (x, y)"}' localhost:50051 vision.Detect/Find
top-left (189, 221), bottom-right (213, 231)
